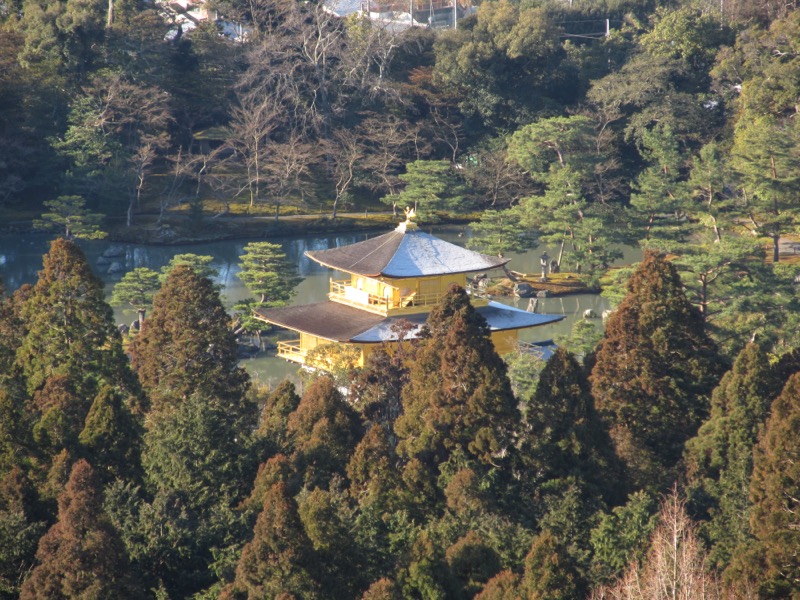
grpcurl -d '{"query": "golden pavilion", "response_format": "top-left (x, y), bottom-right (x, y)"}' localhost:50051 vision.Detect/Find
top-left (254, 214), bottom-right (563, 368)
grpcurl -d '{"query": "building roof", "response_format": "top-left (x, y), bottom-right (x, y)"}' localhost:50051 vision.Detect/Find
top-left (255, 301), bottom-right (564, 344)
top-left (305, 224), bottom-right (509, 279)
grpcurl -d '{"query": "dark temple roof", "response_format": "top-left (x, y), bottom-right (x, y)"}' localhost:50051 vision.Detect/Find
top-left (254, 301), bottom-right (564, 344)
top-left (305, 226), bottom-right (509, 278)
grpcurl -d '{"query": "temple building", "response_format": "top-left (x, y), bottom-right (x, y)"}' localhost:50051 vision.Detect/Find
top-left (254, 214), bottom-right (563, 368)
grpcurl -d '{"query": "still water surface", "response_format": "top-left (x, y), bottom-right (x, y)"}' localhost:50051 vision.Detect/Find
top-left (0, 227), bottom-right (639, 387)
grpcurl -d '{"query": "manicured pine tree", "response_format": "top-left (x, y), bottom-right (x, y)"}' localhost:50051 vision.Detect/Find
top-left (223, 482), bottom-right (320, 599)
top-left (130, 264), bottom-right (250, 417)
top-left (590, 251), bottom-right (726, 490)
top-left (110, 267), bottom-right (160, 326)
top-left (20, 460), bottom-right (139, 599)
top-left (747, 372), bottom-right (800, 595)
top-left (684, 343), bottom-right (782, 569)
top-left (395, 285), bottom-right (519, 472)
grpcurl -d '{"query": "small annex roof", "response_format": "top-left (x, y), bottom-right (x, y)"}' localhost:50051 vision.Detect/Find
top-left (254, 301), bottom-right (564, 344)
top-left (305, 224), bottom-right (509, 279)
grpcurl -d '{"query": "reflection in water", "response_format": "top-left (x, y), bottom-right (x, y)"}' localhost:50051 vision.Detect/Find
top-left (0, 228), bottom-right (639, 387)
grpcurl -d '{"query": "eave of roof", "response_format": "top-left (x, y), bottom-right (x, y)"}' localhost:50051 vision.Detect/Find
top-left (305, 228), bottom-right (509, 278)
top-left (255, 301), bottom-right (564, 344)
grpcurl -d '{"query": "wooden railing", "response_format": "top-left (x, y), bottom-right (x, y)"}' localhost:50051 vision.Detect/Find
top-left (328, 279), bottom-right (448, 314)
top-left (276, 340), bottom-right (306, 363)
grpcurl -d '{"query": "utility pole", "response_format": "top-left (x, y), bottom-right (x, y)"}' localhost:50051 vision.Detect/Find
top-left (453, 0), bottom-right (457, 29)
top-left (107, 0), bottom-right (114, 27)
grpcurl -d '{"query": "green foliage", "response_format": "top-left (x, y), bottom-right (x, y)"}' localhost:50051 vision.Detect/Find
top-left (389, 160), bottom-right (468, 223)
top-left (226, 482), bottom-right (320, 599)
top-left (748, 373), bottom-right (800, 594)
top-left (237, 242), bottom-right (300, 306)
top-left (467, 208), bottom-right (536, 258)
top-left (130, 265), bottom-right (249, 415)
top-left (685, 343), bottom-right (782, 570)
top-left (159, 253), bottom-right (218, 283)
top-left (255, 380), bottom-right (301, 453)
top-left (521, 530), bottom-right (584, 600)
top-left (15, 238), bottom-right (125, 396)
top-left (522, 348), bottom-right (621, 505)
top-left (432, 0), bottom-right (577, 131)
top-left (20, 460), bottom-right (140, 599)
top-left (590, 490), bottom-right (659, 583)
top-left (590, 251), bottom-right (727, 490)
top-left (33, 195), bottom-right (107, 239)
top-left (286, 376), bottom-right (362, 488)
top-left (395, 286), bottom-right (519, 470)
top-left (110, 267), bottom-right (160, 324)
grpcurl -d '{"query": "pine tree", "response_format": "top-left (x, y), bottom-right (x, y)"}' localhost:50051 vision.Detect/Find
top-left (748, 372), bottom-right (800, 595)
top-left (110, 267), bottom-right (160, 326)
top-left (395, 285), bottom-right (519, 470)
top-left (590, 251), bottom-right (726, 490)
top-left (130, 265), bottom-right (250, 416)
top-left (684, 343), bottom-right (781, 569)
top-left (20, 460), bottom-right (139, 599)
top-left (225, 482), bottom-right (320, 599)
top-left (237, 242), bottom-right (301, 306)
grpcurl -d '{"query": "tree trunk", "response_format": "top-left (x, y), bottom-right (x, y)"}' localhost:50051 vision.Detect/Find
top-left (773, 233), bottom-right (780, 263)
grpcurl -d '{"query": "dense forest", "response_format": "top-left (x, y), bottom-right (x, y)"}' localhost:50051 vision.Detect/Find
top-left (4, 0), bottom-right (800, 597)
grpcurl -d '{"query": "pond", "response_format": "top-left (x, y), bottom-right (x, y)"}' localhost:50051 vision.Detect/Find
top-left (0, 227), bottom-right (640, 387)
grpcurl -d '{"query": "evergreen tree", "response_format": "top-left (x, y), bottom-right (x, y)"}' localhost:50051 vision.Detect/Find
top-left (15, 238), bottom-right (128, 397)
top-left (347, 424), bottom-right (400, 512)
top-left (237, 241), bottom-right (300, 306)
top-left (395, 286), bottom-right (519, 472)
top-left (224, 482), bottom-right (320, 599)
top-left (110, 267), bottom-right (160, 326)
top-left (255, 380), bottom-right (301, 453)
top-left (33, 195), bottom-right (106, 240)
top-left (522, 347), bottom-right (621, 504)
top-left (0, 280), bottom-right (21, 378)
top-left (590, 251), bottom-right (726, 490)
top-left (0, 467), bottom-right (46, 598)
top-left (684, 343), bottom-right (781, 570)
top-left (520, 530), bottom-right (583, 600)
top-left (286, 376), bottom-right (361, 488)
top-left (130, 265), bottom-right (250, 416)
top-left (748, 372), bottom-right (800, 595)
top-left (78, 384), bottom-right (141, 484)
top-left (445, 531), bottom-right (502, 598)
top-left (20, 460), bottom-right (139, 599)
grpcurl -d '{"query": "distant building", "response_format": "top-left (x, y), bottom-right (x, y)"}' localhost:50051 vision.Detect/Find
top-left (255, 214), bottom-right (563, 369)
